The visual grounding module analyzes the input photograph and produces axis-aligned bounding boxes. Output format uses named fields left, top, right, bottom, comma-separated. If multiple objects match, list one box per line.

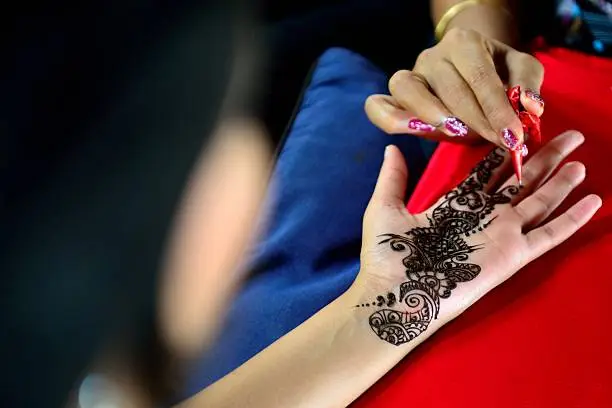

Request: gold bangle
left=434, top=0, right=508, bottom=42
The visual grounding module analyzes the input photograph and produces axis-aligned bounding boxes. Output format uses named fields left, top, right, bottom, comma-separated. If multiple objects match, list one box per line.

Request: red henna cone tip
left=511, top=149, right=524, bottom=186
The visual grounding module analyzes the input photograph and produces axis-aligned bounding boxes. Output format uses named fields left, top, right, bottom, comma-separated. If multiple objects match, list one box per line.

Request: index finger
left=505, top=51, right=546, bottom=117
left=450, top=39, right=524, bottom=150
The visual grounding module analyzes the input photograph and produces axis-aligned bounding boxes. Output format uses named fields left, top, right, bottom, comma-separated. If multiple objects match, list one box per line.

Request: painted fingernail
left=443, top=117, right=468, bottom=137
left=408, top=118, right=436, bottom=132
left=502, top=128, right=520, bottom=150
left=520, top=144, right=528, bottom=157
left=525, top=89, right=545, bottom=107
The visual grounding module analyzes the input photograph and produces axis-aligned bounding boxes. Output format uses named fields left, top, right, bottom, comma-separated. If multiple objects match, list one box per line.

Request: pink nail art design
left=408, top=118, right=436, bottom=132
left=502, top=128, right=520, bottom=150
left=444, top=117, right=468, bottom=137
left=521, top=144, right=529, bottom=157
left=525, top=89, right=545, bottom=107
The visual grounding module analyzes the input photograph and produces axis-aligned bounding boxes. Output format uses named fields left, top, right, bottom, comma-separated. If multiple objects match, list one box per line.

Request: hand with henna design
left=186, top=132, right=601, bottom=408
left=353, top=131, right=601, bottom=345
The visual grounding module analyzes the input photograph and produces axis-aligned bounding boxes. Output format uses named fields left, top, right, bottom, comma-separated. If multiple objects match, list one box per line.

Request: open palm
left=354, top=131, right=601, bottom=346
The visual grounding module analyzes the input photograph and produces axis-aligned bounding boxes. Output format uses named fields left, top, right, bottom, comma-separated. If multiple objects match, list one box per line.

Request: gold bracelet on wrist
left=434, top=0, right=511, bottom=42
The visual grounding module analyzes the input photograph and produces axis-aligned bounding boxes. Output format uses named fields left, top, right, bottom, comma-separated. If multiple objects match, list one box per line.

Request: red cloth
left=354, top=48, right=612, bottom=407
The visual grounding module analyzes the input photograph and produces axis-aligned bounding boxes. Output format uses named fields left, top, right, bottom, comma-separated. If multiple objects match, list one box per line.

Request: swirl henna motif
left=360, top=148, right=519, bottom=346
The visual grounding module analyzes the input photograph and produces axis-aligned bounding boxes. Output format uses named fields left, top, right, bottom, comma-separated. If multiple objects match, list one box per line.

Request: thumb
left=505, top=50, right=546, bottom=117
left=371, top=145, right=408, bottom=208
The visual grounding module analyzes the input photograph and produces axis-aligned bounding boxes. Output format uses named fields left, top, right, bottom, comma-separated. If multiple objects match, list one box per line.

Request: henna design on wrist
left=358, top=148, right=519, bottom=346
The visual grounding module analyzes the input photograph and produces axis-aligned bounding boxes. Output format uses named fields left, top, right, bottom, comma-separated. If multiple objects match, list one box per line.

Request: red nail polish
left=444, top=117, right=468, bottom=137
left=502, top=128, right=520, bottom=150
left=525, top=89, right=545, bottom=108
left=408, top=118, right=436, bottom=132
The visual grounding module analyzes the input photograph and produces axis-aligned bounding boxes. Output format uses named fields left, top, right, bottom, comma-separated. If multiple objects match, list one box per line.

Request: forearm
left=180, top=284, right=437, bottom=408
left=431, top=0, right=519, bottom=45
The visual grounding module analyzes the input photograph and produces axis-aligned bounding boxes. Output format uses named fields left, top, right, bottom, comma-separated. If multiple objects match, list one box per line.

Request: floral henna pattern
left=358, top=148, right=519, bottom=346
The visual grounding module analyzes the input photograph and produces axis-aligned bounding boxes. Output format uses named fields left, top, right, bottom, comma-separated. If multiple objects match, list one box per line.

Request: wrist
left=342, top=276, right=443, bottom=349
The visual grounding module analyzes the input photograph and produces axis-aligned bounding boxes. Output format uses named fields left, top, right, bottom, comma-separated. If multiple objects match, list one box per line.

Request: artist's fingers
left=365, top=94, right=440, bottom=136
left=447, top=30, right=524, bottom=149
left=505, top=49, right=546, bottom=117
left=388, top=70, right=468, bottom=138
left=515, top=161, right=586, bottom=229
left=499, top=131, right=585, bottom=203
left=370, top=145, right=409, bottom=208
left=525, top=194, right=602, bottom=260
left=420, top=60, right=499, bottom=145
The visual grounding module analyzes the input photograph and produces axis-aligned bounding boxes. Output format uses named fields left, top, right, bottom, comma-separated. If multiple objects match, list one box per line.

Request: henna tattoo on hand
left=358, top=148, right=519, bottom=346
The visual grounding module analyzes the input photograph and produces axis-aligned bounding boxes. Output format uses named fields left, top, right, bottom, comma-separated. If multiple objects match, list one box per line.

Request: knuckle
left=364, top=95, right=388, bottom=114
left=363, top=97, right=387, bottom=129
left=521, top=165, right=537, bottom=185
left=558, top=164, right=582, bottom=187
left=515, top=52, right=545, bottom=80
left=547, top=144, right=566, bottom=164
left=382, top=119, right=401, bottom=134
left=558, top=170, right=575, bottom=187
left=374, top=118, right=396, bottom=134
left=469, top=64, right=493, bottom=87
left=430, top=59, right=453, bottom=77
left=444, top=83, right=466, bottom=101
left=484, top=97, right=522, bottom=129
left=387, top=165, right=408, bottom=183
left=542, top=224, right=556, bottom=240
left=516, top=51, right=534, bottom=63
left=378, top=122, right=395, bottom=134
left=566, top=211, right=582, bottom=229
left=364, top=94, right=379, bottom=106
left=388, top=70, right=412, bottom=93
left=565, top=160, right=585, bottom=173
left=485, top=107, right=518, bottom=130
left=513, top=204, right=529, bottom=222
left=444, top=27, right=478, bottom=43
left=415, top=48, right=434, bottom=66
left=533, top=60, right=545, bottom=78
left=533, top=193, right=552, bottom=214
left=364, top=95, right=376, bottom=112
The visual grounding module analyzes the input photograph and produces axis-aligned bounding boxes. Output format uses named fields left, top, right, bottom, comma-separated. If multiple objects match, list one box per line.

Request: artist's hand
left=352, top=131, right=601, bottom=345
left=364, top=28, right=545, bottom=150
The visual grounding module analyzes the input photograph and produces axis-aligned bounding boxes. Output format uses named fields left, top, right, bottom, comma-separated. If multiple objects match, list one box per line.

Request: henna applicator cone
left=505, top=85, right=542, bottom=188
left=511, top=149, right=523, bottom=186
left=501, top=127, right=526, bottom=186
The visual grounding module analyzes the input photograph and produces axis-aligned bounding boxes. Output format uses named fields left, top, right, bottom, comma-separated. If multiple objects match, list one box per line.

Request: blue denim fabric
left=183, top=47, right=436, bottom=396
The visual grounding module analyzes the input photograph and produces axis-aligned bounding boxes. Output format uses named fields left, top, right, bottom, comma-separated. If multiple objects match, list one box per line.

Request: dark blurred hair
left=1, top=1, right=251, bottom=406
